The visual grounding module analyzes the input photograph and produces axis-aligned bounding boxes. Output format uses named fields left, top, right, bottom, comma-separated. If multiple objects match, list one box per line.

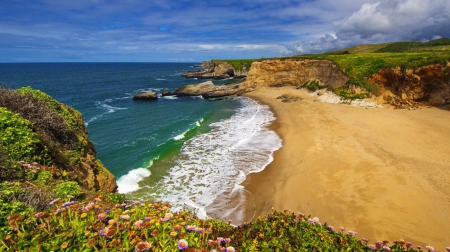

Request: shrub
left=301, top=80, right=326, bottom=91
left=53, top=181, right=82, bottom=199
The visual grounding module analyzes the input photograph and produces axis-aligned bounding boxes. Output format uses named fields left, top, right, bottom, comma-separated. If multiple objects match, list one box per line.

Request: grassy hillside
left=218, top=38, right=450, bottom=97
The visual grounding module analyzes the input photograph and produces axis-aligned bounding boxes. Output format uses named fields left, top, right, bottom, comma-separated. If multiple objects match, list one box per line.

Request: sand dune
left=243, top=86, right=450, bottom=249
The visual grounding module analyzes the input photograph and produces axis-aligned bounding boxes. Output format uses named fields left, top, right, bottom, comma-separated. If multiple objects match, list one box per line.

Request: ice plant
left=226, top=246, right=236, bottom=252
left=99, top=226, right=115, bottom=238
left=177, top=239, right=188, bottom=250
left=368, top=245, right=377, bottom=250
left=120, top=214, right=130, bottom=220
left=382, top=246, right=392, bottom=252
left=97, top=212, right=107, bottom=221
left=186, top=225, right=196, bottom=231
left=134, top=241, right=152, bottom=252
left=134, top=220, right=144, bottom=229
left=425, top=245, right=435, bottom=252
left=62, top=201, right=74, bottom=207
left=34, top=212, right=45, bottom=219
left=48, top=199, right=58, bottom=206
left=348, top=230, right=358, bottom=236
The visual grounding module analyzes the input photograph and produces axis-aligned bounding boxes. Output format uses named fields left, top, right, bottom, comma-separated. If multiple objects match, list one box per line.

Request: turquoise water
left=0, top=63, right=282, bottom=224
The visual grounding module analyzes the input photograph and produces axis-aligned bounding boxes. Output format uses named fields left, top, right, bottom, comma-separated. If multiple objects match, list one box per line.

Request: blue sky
left=1, top=0, right=449, bottom=62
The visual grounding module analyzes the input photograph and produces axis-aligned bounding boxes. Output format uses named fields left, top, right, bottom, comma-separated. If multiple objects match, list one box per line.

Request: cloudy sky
left=1, top=0, right=449, bottom=62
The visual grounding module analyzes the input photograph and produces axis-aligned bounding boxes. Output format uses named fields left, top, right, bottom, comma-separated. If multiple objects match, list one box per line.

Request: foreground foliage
left=2, top=193, right=445, bottom=252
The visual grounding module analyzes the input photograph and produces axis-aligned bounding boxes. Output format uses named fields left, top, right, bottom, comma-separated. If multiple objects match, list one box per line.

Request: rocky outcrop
left=133, top=92, right=157, bottom=100
left=171, top=81, right=244, bottom=98
left=243, top=59, right=349, bottom=90
left=368, top=63, right=450, bottom=107
left=182, top=61, right=248, bottom=79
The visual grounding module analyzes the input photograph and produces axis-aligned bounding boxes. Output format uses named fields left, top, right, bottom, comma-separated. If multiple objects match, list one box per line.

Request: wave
left=149, top=97, right=282, bottom=224
left=85, top=100, right=128, bottom=126
left=162, top=96, right=178, bottom=100
left=117, top=168, right=152, bottom=194
left=173, top=118, right=204, bottom=141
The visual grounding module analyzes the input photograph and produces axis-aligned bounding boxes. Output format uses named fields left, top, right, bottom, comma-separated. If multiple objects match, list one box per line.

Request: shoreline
left=242, top=86, right=450, bottom=248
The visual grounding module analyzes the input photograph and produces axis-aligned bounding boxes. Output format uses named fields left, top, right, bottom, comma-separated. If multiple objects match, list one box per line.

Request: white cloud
left=285, top=0, right=450, bottom=55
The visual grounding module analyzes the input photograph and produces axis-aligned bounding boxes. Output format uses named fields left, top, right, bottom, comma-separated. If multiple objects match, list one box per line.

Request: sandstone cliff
left=182, top=61, right=248, bottom=79
left=368, top=63, right=450, bottom=107
left=244, top=59, right=349, bottom=90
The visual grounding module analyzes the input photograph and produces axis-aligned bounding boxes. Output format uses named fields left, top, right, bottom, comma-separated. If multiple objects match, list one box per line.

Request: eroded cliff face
left=75, top=141, right=117, bottom=193
left=182, top=61, right=249, bottom=79
left=244, top=59, right=349, bottom=90
left=368, top=63, right=450, bottom=106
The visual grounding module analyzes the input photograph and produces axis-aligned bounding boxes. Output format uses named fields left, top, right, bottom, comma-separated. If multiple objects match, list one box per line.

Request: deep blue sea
left=0, top=63, right=281, bottom=224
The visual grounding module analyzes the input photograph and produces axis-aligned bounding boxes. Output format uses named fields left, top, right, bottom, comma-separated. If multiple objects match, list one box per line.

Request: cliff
left=0, top=87, right=117, bottom=193
left=182, top=61, right=249, bottom=79
left=243, top=59, right=349, bottom=90
left=368, top=63, right=450, bottom=107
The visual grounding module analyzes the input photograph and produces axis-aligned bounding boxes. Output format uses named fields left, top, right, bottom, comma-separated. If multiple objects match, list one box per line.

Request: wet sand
left=243, top=87, right=450, bottom=249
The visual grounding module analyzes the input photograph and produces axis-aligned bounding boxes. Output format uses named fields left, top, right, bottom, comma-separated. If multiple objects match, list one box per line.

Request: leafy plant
left=1, top=196, right=436, bottom=251
left=53, top=181, right=82, bottom=199
left=301, top=80, right=326, bottom=91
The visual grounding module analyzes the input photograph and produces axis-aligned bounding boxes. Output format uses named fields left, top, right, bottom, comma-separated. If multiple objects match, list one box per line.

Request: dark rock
left=133, top=92, right=158, bottom=100
left=161, top=90, right=174, bottom=97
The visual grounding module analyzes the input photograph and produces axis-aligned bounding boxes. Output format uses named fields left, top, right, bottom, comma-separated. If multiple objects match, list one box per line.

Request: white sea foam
left=151, top=97, right=282, bottom=225
left=162, top=96, right=178, bottom=100
left=85, top=100, right=128, bottom=126
left=173, top=133, right=185, bottom=141
left=117, top=168, right=151, bottom=194
left=172, top=118, right=203, bottom=141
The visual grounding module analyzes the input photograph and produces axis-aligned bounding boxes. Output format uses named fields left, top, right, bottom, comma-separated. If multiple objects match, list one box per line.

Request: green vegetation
left=295, top=52, right=450, bottom=85
left=1, top=195, right=431, bottom=251
left=215, top=38, right=450, bottom=98
left=53, top=181, right=82, bottom=199
left=212, top=59, right=258, bottom=71
left=300, top=80, right=326, bottom=92
left=0, top=86, right=106, bottom=183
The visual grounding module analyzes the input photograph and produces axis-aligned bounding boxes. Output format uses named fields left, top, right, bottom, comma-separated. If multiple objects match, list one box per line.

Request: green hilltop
left=215, top=38, right=450, bottom=99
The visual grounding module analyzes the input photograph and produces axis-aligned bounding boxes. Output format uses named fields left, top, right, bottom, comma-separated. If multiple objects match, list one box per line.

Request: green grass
left=211, top=59, right=259, bottom=71
left=212, top=39, right=450, bottom=97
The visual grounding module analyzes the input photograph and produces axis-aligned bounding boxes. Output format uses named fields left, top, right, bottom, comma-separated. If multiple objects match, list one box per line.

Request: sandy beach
left=243, top=87, right=450, bottom=249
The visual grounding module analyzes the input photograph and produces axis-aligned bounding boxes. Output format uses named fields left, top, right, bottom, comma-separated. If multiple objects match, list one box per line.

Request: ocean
left=0, top=62, right=282, bottom=224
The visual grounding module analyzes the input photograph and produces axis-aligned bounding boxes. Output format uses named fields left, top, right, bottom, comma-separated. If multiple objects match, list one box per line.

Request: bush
left=53, top=181, right=82, bottom=199
left=301, top=80, right=326, bottom=91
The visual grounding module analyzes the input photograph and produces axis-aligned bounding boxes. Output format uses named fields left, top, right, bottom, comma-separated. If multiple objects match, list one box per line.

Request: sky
left=0, top=0, right=449, bottom=62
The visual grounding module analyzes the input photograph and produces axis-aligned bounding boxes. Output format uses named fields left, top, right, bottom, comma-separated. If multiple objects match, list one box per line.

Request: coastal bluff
left=0, top=87, right=117, bottom=193
left=244, top=59, right=349, bottom=90
left=181, top=61, right=249, bottom=79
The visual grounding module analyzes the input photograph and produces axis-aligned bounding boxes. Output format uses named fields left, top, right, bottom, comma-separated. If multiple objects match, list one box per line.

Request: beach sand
left=243, top=86, right=450, bottom=249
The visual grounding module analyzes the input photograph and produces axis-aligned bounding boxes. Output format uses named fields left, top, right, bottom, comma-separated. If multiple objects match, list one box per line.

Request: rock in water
left=172, top=81, right=243, bottom=98
left=133, top=92, right=158, bottom=100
